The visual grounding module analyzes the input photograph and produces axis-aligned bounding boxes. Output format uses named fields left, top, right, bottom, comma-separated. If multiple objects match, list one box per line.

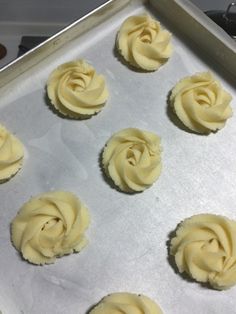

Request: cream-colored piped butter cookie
left=117, top=14, right=172, bottom=71
left=11, top=191, right=90, bottom=265
left=170, top=71, right=233, bottom=133
left=89, top=292, right=163, bottom=314
left=0, top=124, right=24, bottom=182
left=102, top=128, right=162, bottom=193
left=170, top=214, right=236, bottom=290
left=47, top=59, right=109, bottom=118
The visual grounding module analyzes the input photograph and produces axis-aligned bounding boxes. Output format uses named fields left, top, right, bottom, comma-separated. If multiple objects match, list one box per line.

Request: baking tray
left=0, top=0, right=236, bottom=313
left=0, top=0, right=129, bottom=88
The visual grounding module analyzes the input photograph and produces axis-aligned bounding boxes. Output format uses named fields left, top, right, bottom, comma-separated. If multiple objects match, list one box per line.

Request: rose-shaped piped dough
left=90, top=292, right=163, bottom=314
left=170, top=71, right=233, bottom=133
left=11, top=191, right=90, bottom=265
left=47, top=59, right=109, bottom=118
left=117, top=15, right=172, bottom=71
left=170, top=214, right=236, bottom=290
left=0, top=124, right=24, bottom=182
left=102, top=128, right=162, bottom=193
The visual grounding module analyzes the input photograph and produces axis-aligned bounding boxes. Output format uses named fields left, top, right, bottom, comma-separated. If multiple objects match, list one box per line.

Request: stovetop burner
left=205, top=2, right=236, bottom=39
left=0, top=43, right=7, bottom=60
left=18, top=36, right=49, bottom=57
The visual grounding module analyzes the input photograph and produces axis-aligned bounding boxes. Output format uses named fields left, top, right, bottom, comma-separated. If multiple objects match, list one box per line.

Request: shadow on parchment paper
left=166, top=228, right=215, bottom=290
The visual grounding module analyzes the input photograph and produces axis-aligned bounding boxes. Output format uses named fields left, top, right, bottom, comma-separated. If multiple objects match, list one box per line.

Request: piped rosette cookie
left=170, top=71, right=233, bottom=133
left=0, top=124, right=24, bottom=182
left=89, top=292, right=163, bottom=314
left=47, top=59, right=109, bottom=118
left=170, top=214, right=236, bottom=290
left=11, top=191, right=90, bottom=265
left=117, top=14, right=172, bottom=71
left=102, top=128, right=162, bottom=193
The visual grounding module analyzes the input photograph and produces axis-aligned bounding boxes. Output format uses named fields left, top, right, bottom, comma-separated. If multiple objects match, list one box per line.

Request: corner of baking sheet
left=149, top=0, right=236, bottom=81
left=0, top=0, right=131, bottom=89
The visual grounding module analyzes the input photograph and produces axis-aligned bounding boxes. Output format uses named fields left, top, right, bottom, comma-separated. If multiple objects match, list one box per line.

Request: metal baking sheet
left=0, top=1, right=236, bottom=313
left=0, top=0, right=130, bottom=88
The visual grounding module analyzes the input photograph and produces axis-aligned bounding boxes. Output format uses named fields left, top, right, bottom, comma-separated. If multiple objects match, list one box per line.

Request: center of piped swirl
left=42, top=218, right=60, bottom=231
left=194, top=87, right=215, bottom=108
left=202, top=238, right=221, bottom=253
left=68, top=75, right=87, bottom=92
left=140, top=28, right=153, bottom=43
left=126, top=144, right=144, bottom=165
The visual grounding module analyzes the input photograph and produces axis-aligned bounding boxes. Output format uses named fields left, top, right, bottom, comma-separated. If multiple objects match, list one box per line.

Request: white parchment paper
left=0, top=1, right=236, bottom=313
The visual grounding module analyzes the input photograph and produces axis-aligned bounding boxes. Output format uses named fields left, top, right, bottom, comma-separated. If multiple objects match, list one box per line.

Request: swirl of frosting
left=170, top=214, right=236, bottom=289
left=89, top=292, right=163, bottom=314
left=11, top=191, right=90, bottom=265
left=47, top=59, right=109, bottom=118
left=102, top=128, right=162, bottom=193
left=117, top=15, right=172, bottom=71
left=170, top=71, right=233, bottom=133
left=0, top=124, right=24, bottom=182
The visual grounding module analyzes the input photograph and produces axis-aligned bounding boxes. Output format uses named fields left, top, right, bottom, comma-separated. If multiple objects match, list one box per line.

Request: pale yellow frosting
left=0, top=124, right=24, bottom=182
left=11, top=191, right=90, bottom=265
left=117, top=15, right=172, bottom=71
left=47, top=60, right=109, bottom=118
left=170, top=214, right=236, bottom=290
left=90, top=293, right=163, bottom=314
left=170, top=71, right=233, bottom=133
left=103, top=128, right=162, bottom=193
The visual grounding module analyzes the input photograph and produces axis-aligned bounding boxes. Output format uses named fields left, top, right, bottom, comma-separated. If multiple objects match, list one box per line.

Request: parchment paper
left=0, top=1, right=236, bottom=313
